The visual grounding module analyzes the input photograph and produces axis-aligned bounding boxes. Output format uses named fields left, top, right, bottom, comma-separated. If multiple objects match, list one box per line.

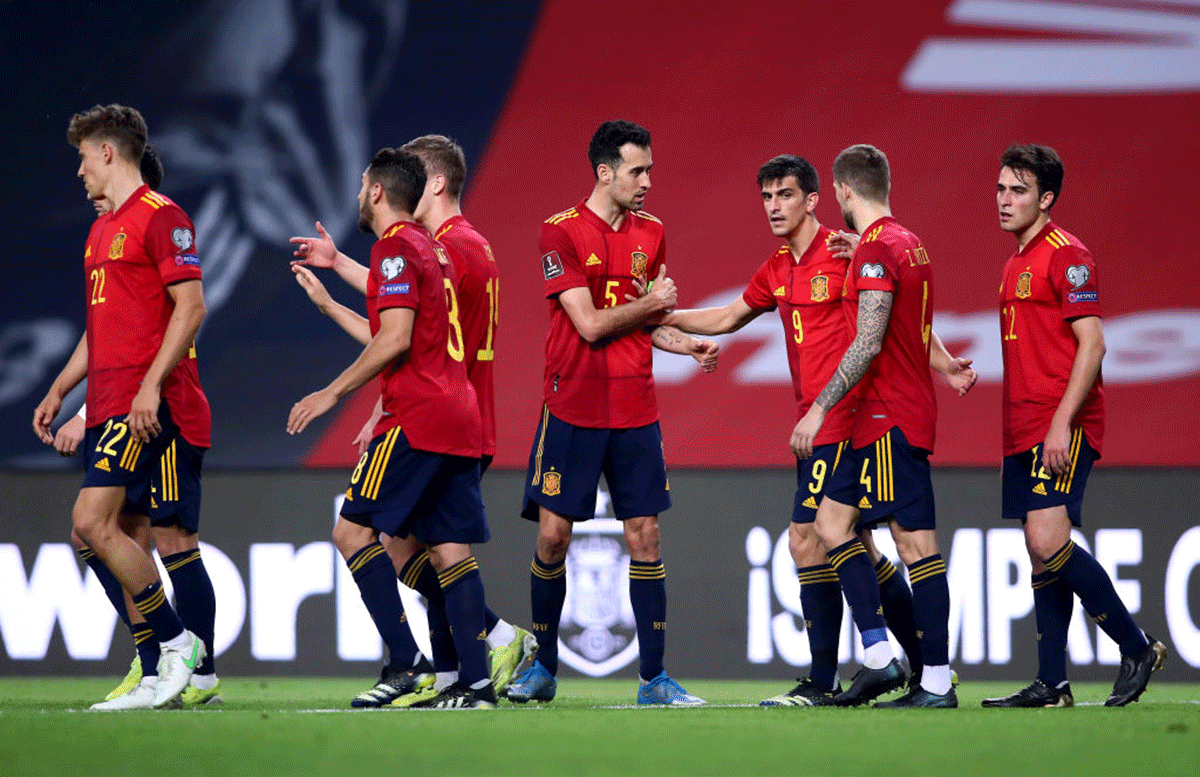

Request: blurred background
left=2, top=0, right=1198, bottom=681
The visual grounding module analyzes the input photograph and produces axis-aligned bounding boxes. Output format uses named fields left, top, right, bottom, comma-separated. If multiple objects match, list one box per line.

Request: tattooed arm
left=790, top=289, right=894, bottom=459
left=650, top=325, right=720, bottom=372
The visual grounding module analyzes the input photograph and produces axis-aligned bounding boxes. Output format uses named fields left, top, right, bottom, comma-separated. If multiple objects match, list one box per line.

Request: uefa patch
left=542, top=251, right=565, bottom=280
left=859, top=262, right=885, bottom=279
left=171, top=228, right=194, bottom=251
left=1065, top=264, right=1090, bottom=289
left=381, top=256, right=406, bottom=280
left=380, top=282, right=411, bottom=296
left=174, top=253, right=200, bottom=266
left=1067, top=291, right=1097, bottom=303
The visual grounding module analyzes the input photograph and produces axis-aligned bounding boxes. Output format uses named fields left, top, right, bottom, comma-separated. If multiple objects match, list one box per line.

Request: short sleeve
left=146, top=208, right=202, bottom=286
left=742, top=258, right=778, bottom=311
left=373, top=237, right=420, bottom=311
left=1049, top=245, right=1102, bottom=320
left=852, top=239, right=898, bottom=294
left=540, top=221, right=586, bottom=298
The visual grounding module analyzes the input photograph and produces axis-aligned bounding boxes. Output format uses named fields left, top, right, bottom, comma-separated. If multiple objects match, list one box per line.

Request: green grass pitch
left=1, top=677, right=1197, bottom=776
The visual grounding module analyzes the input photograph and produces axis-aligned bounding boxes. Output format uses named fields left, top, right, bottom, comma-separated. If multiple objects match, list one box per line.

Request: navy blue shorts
left=339, top=426, right=490, bottom=545
left=82, top=405, right=180, bottom=514
left=792, top=440, right=851, bottom=524
left=1002, top=429, right=1097, bottom=527
left=521, top=406, right=671, bottom=522
left=146, top=437, right=205, bottom=532
left=825, top=426, right=935, bottom=530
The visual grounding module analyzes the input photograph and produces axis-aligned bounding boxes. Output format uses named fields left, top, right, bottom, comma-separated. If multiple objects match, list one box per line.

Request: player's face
left=357, top=170, right=374, bottom=233
left=76, top=138, right=109, bottom=201
left=997, top=166, right=1051, bottom=235
left=833, top=180, right=856, bottom=232
left=761, top=176, right=816, bottom=238
left=607, top=144, right=653, bottom=212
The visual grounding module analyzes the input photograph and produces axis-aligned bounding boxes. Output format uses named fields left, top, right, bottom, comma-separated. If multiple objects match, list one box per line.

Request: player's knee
left=70, top=528, right=87, bottom=550
left=332, top=519, right=374, bottom=559
left=152, top=525, right=197, bottom=556
left=1024, top=532, right=1061, bottom=566
left=623, top=518, right=660, bottom=560
left=789, top=523, right=825, bottom=566
left=537, top=528, right=571, bottom=563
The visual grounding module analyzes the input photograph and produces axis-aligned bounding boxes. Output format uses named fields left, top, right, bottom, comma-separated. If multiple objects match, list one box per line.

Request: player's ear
left=806, top=192, right=819, bottom=213
left=430, top=174, right=447, bottom=196
left=1039, top=189, right=1055, bottom=212
left=597, top=163, right=613, bottom=185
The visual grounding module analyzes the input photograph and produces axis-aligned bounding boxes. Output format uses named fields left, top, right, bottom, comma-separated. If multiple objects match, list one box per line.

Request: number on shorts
left=808, top=458, right=826, bottom=494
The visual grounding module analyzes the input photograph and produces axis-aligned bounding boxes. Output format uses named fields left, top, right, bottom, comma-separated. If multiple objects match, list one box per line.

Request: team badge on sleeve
left=631, top=251, right=647, bottom=277
left=1066, top=265, right=1090, bottom=289
left=381, top=256, right=406, bottom=280
left=542, top=251, right=565, bottom=280
left=860, top=263, right=885, bottom=279
left=811, top=275, right=829, bottom=302
left=171, top=228, right=194, bottom=251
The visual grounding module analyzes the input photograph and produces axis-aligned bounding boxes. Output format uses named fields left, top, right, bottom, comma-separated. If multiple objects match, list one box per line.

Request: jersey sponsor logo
left=773, top=285, right=785, bottom=297
left=585, top=253, right=602, bottom=267
left=108, top=232, right=126, bottom=260
left=1066, top=264, right=1091, bottom=289
left=380, top=282, right=410, bottom=296
left=171, top=228, right=194, bottom=251
left=1068, top=290, right=1098, bottom=304
left=542, top=251, right=565, bottom=280
left=810, top=275, right=829, bottom=302
left=541, top=469, right=562, bottom=496
left=1016, top=271, right=1033, bottom=299
left=631, top=251, right=648, bottom=277
left=381, top=256, right=406, bottom=280
left=174, top=253, right=200, bottom=266
left=860, top=263, right=885, bottom=279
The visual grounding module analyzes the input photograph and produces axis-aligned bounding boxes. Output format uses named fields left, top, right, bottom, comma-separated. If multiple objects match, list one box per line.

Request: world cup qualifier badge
left=556, top=488, right=640, bottom=677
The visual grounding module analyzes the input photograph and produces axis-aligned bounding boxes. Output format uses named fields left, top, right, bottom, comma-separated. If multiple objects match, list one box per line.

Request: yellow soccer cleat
left=489, top=626, right=539, bottom=695
left=104, top=656, right=142, bottom=702
left=181, top=678, right=223, bottom=705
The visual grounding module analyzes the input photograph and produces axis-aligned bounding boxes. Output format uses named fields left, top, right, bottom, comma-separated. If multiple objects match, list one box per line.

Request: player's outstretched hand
left=944, top=356, right=978, bottom=397
left=32, top=392, right=62, bottom=445
left=691, top=339, right=720, bottom=372
left=54, top=415, right=86, bottom=456
left=826, top=230, right=860, bottom=260
left=290, top=221, right=338, bottom=268
left=127, top=385, right=163, bottom=443
left=288, top=388, right=338, bottom=435
left=790, top=406, right=826, bottom=460
left=292, top=265, right=334, bottom=312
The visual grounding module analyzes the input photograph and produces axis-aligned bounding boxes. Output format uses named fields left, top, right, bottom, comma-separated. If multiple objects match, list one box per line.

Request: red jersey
left=82, top=185, right=211, bottom=448
left=843, top=216, right=936, bottom=451
left=435, top=216, right=498, bottom=458
left=1000, top=221, right=1104, bottom=457
left=367, top=221, right=482, bottom=458
left=539, top=201, right=665, bottom=429
left=742, top=225, right=857, bottom=445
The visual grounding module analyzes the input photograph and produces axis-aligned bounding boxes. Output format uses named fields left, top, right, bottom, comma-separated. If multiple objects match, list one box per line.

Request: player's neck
left=1015, top=214, right=1050, bottom=252
left=853, top=202, right=891, bottom=233
left=585, top=189, right=627, bottom=231
left=423, top=198, right=462, bottom=235
left=786, top=217, right=821, bottom=260
left=372, top=207, right=412, bottom=238
left=103, top=168, right=145, bottom=213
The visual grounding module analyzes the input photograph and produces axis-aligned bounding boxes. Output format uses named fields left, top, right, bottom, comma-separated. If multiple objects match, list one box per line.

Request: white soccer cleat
left=90, top=678, right=167, bottom=710
left=153, top=630, right=206, bottom=708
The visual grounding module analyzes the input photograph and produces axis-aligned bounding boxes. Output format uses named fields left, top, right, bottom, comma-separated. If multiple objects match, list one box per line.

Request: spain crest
left=630, top=251, right=648, bottom=277
left=108, top=232, right=126, bottom=260
left=810, top=274, right=829, bottom=302
left=542, top=470, right=562, bottom=496
left=1016, top=271, right=1033, bottom=299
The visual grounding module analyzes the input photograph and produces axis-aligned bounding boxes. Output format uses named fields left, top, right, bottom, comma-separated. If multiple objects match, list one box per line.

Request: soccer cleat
left=153, top=630, right=205, bottom=708
left=490, top=626, right=539, bottom=695
left=760, top=677, right=840, bottom=707
left=832, top=659, right=905, bottom=707
left=875, top=686, right=958, bottom=708
left=637, top=671, right=706, bottom=706
left=387, top=673, right=439, bottom=708
left=1105, top=635, right=1167, bottom=707
left=907, top=668, right=960, bottom=694
left=504, top=659, right=557, bottom=703
left=91, top=678, right=177, bottom=710
left=426, top=683, right=497, bottom=709
left=982, top=679, right=1073, bottom=708
left=104, top=656, right=143, bottom=702
left=181, top=678, right=223, bottom=705
left=351, top=663, right=435, bottom=708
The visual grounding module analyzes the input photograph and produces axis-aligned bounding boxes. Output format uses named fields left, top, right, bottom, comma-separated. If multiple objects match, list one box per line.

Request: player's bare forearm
left=1051, top=316, right=1105, bottom=430
left=928, top=330, right=952, bottom=374
left=48, top=333, right=89, bottom=399
left=141, top=281, right=207, bottom=391
left=813, top=289, right=892, bottom=411
left=663, top=300, right=757, bottom=336
left=326, top=308, right=413, bottom=400
left=333, top=253, right=369, bottom=295
left=325, top=301, right=371, bottom=346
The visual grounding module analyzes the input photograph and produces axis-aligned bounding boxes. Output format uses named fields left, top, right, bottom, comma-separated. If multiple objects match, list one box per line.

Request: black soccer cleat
left=832, top=659, right=905, bottom=707
left=1105, top=635, right=1167, bottom=707
left=425, top=682, right=497, bottom=709
left=759, top=677, right=841, bottom=707
left=350, top=661, right=435, bottom=708
left=875, top=686, right=958, bottom=709
left=982, top=679, right=1073, bottom=708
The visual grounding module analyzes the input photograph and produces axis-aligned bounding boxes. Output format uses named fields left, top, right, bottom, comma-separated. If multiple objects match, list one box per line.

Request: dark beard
left=841, top=208, right=856, bottom=232
left=358, top=200, right=373, bottom=233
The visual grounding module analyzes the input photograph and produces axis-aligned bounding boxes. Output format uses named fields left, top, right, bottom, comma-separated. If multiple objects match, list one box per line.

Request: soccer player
left=505, top=120, right=717, bottom=706
left=290, top=135, right=535, bottom=707
left=791, top=144, right=956, bottom=708
left=52, top=144, right=222, bottom=709
left=33, top=105, right=208, bottom=709
left=287, top=147, right=497, bottom=708
left=664, top=155, right=974, bottom=705
left=982, top=144, right=1166, bottom=708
